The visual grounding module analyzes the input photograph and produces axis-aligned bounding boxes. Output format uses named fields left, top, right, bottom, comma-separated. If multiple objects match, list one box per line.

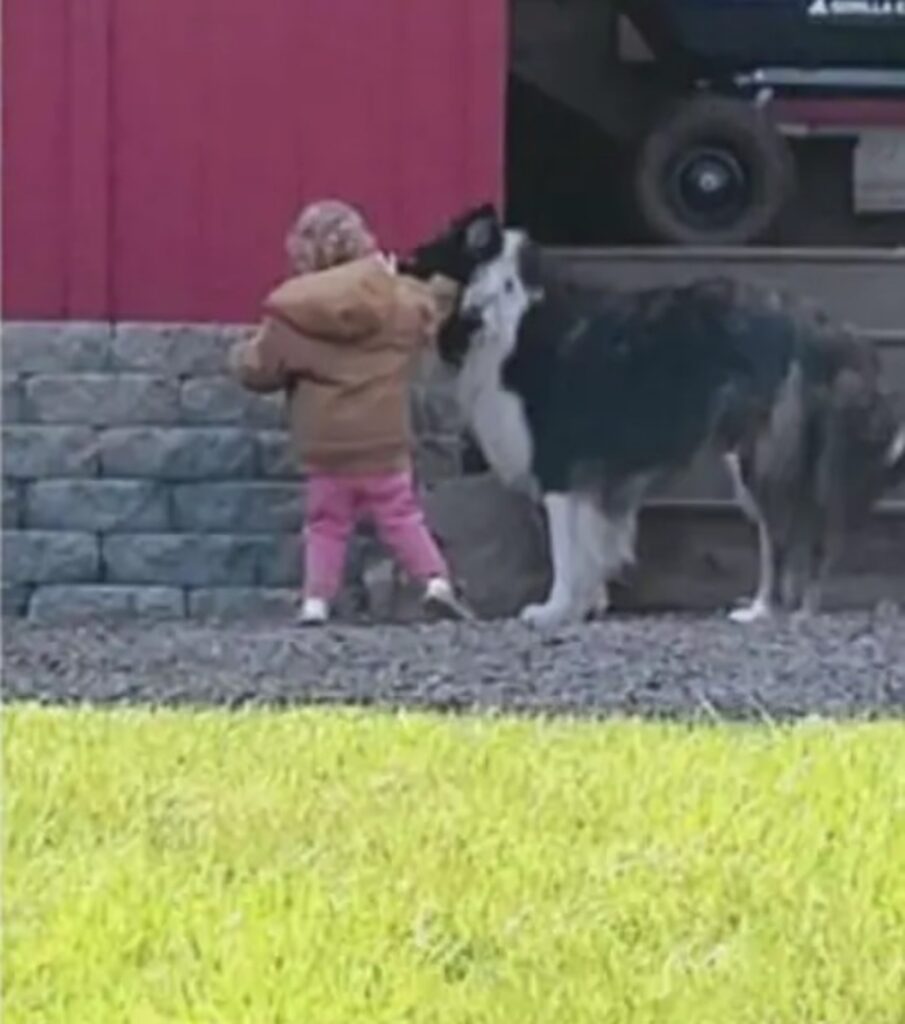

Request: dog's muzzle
left=437, top=308, right=483, bottom=368
left=458, top=306, right=484, bottom=334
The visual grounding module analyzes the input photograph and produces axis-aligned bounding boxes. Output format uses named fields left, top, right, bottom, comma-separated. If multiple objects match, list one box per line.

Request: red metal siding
left=2, top=0, right=506, bottom=322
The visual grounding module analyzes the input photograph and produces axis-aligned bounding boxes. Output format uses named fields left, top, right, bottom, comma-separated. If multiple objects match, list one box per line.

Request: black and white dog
left=406, top=205, right=905, bottom=628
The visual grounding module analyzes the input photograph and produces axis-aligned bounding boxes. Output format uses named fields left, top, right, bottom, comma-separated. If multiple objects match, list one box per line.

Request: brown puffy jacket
left=230, top=255, right=458, bottom=474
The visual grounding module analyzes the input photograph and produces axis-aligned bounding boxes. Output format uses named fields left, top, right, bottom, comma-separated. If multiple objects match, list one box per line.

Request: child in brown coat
left=229, top=199, right=467, bottom=624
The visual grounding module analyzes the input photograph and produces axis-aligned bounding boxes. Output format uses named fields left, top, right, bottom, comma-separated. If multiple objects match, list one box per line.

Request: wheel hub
left=668, top=147, right=752, bottom=227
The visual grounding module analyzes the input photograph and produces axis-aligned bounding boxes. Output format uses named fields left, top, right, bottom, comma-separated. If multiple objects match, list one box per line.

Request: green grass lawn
left=3, top=705, right=904, bottom=1024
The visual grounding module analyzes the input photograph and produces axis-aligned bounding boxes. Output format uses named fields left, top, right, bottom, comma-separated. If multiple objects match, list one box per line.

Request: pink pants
left=304, top=470, right=448, bottom=601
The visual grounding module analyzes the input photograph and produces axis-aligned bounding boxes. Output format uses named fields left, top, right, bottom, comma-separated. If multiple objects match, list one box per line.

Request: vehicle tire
left=633, top=96, right=795, bottom=245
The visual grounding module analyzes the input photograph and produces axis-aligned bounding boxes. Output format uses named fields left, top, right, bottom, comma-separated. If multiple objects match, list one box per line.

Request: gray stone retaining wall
left=2, top=322, right=468, bottom=622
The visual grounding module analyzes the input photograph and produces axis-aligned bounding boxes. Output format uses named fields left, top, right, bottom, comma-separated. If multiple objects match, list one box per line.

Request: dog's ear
left=456, top=201, right=496, bottom=226
left=464, top=217, right=494, bottom=254
left=462, top=204, right=501, bottom=258
left=462, top=200, right=497, bottom=240
left=470, top=201, right=498, bottom=220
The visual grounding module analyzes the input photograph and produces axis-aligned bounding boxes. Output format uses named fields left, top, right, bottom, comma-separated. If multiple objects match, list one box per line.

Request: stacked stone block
left=2, top=322, right=465, bottom=621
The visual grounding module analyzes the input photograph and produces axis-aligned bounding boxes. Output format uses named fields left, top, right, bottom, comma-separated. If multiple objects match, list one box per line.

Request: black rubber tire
left=633, top=96, right=795, bottom=246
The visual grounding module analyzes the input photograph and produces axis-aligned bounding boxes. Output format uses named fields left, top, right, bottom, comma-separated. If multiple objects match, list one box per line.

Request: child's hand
left=227, top=339, right=259, bottom=377
left=227, top=328, right=286, bottom=393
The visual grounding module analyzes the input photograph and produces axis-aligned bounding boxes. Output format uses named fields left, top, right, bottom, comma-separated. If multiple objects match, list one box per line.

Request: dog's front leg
left=521, top=493, right=584, bottom=629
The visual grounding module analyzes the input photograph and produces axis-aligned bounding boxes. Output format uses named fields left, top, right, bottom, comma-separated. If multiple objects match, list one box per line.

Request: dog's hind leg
left=587, top=506, right=638, bottom=618
left=730, top=516, right=776, bottom=624
left=795, top=528, right=840, bottom=617
left=725, top=453, right=776, bottom=623
left=778, top=546, right=806, bottom=611
left=800, top=555, right=827, bottom=617
left=573, top=498, right=621, bottom=618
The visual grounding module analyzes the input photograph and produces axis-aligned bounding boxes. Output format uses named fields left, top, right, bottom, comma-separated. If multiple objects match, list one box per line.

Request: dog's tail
left=818, top=367, right=905, bottom=524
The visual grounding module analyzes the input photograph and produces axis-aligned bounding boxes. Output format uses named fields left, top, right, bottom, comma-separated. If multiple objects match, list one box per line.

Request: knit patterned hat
left=286, top=199, right=377, bottom=273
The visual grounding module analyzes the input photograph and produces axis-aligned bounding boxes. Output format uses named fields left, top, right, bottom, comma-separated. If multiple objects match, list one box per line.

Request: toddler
left=229, top=199, right=467, bottom=624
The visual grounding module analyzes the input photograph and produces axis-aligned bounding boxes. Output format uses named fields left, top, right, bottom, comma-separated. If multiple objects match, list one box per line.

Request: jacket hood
left=264, top=256, right=395, bottom=343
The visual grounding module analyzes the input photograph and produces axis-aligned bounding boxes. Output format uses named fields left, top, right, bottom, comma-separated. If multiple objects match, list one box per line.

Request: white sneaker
left=298, top=597, right=329, bottom=626
left=423, top=577, right=473, bottom=621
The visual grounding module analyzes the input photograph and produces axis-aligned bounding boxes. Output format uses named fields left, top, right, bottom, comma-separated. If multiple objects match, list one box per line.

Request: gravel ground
left=3, top=610, right=904, bottom=721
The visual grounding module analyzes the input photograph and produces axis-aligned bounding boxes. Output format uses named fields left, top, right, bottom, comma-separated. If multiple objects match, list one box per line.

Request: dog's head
left=403, top=202, right=504, bottom=285
left=459, top=229, right=545, bottom=353
left=403, top=204, right=504, bottom=368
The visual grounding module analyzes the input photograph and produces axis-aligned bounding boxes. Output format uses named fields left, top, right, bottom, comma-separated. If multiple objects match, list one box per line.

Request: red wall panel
left=2, top=0, right=506, bottom=322
left=2, top=0, right=68, bottom=318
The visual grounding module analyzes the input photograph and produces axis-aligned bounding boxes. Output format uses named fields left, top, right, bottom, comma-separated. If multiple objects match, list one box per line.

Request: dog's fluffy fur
left=405, top=206, right=905, bottom=627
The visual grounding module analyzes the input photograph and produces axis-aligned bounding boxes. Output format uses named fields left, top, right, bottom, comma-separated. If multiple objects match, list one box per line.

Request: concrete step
left=616, top=504, right=905, bottom=612
left=648, top=454, right=905, bottom=512
left=551, top=246, right=905, bottom=333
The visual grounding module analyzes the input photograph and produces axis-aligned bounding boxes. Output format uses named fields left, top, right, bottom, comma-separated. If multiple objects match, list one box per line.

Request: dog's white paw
left=728, top=600, right=772, bottom=625
left=589, top=587, right=610, bottom=620
left=520, top=601, right=574, bottom=630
